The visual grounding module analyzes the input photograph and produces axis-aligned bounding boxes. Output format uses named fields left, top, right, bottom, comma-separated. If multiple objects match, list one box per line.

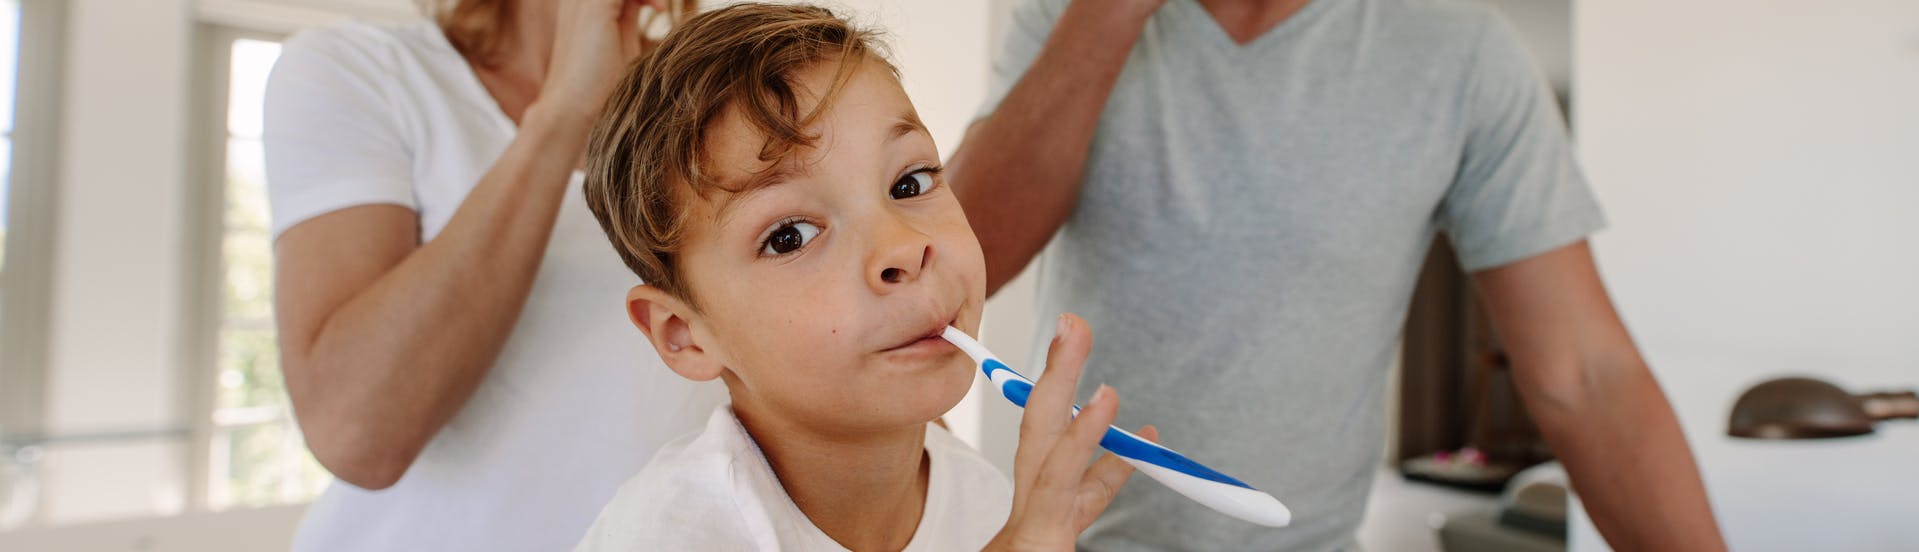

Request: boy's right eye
left=760, top=220, right=821, bottom=256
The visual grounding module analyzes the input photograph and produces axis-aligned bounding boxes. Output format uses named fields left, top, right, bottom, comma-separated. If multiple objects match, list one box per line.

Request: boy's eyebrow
left=715, top=110, right=931, bottom=228
left=713, top=165, right=800, bottom=228
left=890, top=111, right=929, bottom=142
left=729, top=164, right=799, bottom=198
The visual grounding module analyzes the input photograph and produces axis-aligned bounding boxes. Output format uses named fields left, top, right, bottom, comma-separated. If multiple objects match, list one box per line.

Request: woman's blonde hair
left=418, top=0, right=696, bottom=67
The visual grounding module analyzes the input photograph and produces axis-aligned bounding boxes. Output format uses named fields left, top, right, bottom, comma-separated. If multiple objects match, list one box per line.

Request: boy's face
left=640, top=58, right=986, bottom=435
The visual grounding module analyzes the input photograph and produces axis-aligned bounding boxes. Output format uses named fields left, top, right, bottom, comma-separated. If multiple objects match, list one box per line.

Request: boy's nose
left=867, top=218, right=934, bottom=291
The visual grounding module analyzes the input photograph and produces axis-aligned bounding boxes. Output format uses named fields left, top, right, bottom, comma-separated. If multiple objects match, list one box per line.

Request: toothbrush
left=940, top=327, right=1292, bottom=528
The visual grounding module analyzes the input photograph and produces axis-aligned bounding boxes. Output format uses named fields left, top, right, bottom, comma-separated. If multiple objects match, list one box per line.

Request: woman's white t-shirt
left=262, top=20, right=726, bottom=551
left=573, top=406, right=1015, bottom=551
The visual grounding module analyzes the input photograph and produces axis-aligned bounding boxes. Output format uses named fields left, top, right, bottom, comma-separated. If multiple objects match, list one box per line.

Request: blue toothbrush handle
left=980, top=359, right=1251, bottom=487
left=938, top=327, right=1291, bottom=526
left=975, top=357, right=1292, bottom=527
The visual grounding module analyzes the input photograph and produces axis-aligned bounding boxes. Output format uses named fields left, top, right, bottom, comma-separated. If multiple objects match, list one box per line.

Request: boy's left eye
left=890, top=169, right=937, bottom=200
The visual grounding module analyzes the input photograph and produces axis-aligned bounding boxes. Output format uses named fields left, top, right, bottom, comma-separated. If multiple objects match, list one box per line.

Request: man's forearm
left=1525, top=358, right=1727, bottom=551
left=948, top=0, right=1161, bottom=294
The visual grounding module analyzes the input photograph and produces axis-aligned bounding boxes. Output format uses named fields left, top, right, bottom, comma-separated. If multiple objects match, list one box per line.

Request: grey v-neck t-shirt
left=974, top=0, right=1605, bottom=550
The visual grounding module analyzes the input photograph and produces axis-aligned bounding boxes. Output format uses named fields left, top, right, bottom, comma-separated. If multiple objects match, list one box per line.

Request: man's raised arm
left=947, top=0, right=1163, bottom=295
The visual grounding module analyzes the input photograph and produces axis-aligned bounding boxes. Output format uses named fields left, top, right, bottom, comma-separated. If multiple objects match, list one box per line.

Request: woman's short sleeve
left=263, top=26, right=419, bottom=239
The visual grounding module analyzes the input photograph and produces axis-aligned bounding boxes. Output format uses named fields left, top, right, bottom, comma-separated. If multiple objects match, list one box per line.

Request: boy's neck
left=732, top=399, right=931, bottom=550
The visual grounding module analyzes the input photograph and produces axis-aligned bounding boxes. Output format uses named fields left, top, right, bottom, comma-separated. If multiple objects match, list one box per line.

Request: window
left=0, top=0, right=19, bottom=526
left=2, top=0, right=19, bottom=270
left=205, top=36, right=330, bottom=510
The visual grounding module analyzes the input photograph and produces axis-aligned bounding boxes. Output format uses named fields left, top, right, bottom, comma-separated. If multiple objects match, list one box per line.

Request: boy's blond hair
left=584, top=3, right=894, bottom=305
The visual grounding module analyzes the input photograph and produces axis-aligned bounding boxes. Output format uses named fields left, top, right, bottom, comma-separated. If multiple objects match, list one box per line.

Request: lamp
left=1727, top=377, right=1919, bottom=439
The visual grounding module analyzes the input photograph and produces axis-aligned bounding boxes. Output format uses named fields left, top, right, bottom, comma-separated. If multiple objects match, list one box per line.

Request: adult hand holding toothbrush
left=987, top=314, right=1160, bottom=551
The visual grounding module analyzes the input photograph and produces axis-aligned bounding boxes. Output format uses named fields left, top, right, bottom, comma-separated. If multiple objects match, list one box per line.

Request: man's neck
left=1196, top=0, right=1313, bottom=45
left=732, top=398, right=931, bottom=551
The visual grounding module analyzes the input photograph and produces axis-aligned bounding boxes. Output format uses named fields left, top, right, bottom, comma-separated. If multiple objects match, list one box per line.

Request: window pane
left=227, top=39, right=278, bottom=139
left=215, top=328, right=281, bottom=410
left=2, top=0, right=18, bottom=271
left=208, top=423, right=330, bottom=510
left=1, top=139, right=9, bottom=270
left=211, top=37, right=324, bottom=509
left=1, top=0, right=18, bottom=134
left=223, top=138, right=271, bottom=324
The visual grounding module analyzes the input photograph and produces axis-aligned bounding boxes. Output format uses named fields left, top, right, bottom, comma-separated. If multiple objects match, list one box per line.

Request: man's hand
left=986, top=314, right=1156, bottom=551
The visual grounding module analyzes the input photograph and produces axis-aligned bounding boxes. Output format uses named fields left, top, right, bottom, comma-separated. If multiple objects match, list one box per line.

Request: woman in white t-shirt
left=261, top=1, right=723, bottom=549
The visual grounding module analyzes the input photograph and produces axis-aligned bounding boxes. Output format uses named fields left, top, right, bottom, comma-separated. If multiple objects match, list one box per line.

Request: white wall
left=1574, top=2, right=1919, bottom=549
left=1576, top=0, right=1919, bottom=389
left=39, top=0, right=198, bottom=524
left=0, top=503, right=304, bottom=552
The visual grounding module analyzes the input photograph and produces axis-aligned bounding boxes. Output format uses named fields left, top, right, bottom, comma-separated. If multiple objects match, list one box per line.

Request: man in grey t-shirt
left=948, top=0, right=1726, bottom=550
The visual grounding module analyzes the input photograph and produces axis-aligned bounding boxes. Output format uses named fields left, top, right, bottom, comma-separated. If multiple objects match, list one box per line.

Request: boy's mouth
left=881, top=314, right=960, bottom=353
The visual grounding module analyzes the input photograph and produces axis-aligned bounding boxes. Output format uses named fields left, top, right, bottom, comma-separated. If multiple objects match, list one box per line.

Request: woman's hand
left=985, top=314, right=1157, bottom=551
left=534, top=0, right=673, bottom=126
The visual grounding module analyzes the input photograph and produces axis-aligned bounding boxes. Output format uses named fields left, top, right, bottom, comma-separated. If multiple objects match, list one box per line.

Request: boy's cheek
left=946, top=230, right=989, bottom=296
left=927, top=207, right=986, bottom=271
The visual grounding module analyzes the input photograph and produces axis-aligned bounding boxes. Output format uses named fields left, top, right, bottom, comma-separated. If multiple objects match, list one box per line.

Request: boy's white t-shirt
left=574, top=406, right=1014, bottom=551
left=262, top=20, right=726, bottom=551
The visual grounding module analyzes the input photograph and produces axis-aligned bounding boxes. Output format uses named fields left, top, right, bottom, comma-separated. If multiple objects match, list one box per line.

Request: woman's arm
left=273, top=0, right=661, bottom=490
left=275, top=107, right=590, bottom=490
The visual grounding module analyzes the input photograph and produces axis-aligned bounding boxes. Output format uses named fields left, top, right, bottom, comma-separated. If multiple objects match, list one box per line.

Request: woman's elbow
left=282, top=353, right=423, bottom=490
left=302, top=424, right=416, bottom=490
left=287, top=388, right=417, bottom=490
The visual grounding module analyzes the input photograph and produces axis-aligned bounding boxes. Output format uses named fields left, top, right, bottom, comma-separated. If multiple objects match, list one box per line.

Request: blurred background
left=0, top=0, right=1912, bottom=550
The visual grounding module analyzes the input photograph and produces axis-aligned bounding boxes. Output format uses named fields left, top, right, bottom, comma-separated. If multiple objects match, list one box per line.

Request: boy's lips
left=881, top=313, right=961, bottom=353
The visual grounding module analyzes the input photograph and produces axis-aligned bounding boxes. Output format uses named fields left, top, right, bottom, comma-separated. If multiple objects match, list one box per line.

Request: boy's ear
left=626, top=285, right=725, bottom=382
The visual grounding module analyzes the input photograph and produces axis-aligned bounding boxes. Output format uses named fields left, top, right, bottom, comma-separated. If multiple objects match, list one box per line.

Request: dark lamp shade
left=1728, top=377, right=1919, bottom=440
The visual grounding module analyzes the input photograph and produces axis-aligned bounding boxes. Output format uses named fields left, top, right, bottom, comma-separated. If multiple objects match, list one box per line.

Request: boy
left=574, top=4, right=1157, bottom=550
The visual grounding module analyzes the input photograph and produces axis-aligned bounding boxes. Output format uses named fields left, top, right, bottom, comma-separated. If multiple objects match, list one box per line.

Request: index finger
left=1020, top=313, right=1092, bottom=446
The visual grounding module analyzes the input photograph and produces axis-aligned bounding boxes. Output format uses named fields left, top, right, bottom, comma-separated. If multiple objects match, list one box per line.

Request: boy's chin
left=920, top=359, right=978, bottom=417
left=847, top=356, right=976, bottom=430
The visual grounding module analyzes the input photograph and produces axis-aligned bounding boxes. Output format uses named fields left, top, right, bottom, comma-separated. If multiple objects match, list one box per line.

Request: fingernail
left=1090, top=384, right=1112, bottom=405
left=1055, top=314, right=1070, bottom=340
